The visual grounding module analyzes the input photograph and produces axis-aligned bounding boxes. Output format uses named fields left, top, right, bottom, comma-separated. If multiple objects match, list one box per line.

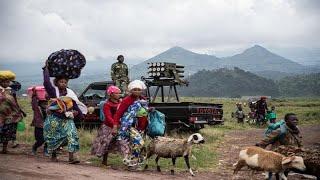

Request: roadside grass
left=267, top=98, right=320, bottom=125
left=16, top=97, right=320, bottom=172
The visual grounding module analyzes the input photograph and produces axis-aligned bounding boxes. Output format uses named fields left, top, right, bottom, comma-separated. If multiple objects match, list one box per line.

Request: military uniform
left=256, top=124, right=302, bottom=150
left=111, top=62, right=129, bottom=95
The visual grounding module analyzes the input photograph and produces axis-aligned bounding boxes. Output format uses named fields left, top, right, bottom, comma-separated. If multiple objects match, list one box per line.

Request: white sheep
left=144, top=133, right=205, bottom=176
left=233, top=146, right=306, bottom=180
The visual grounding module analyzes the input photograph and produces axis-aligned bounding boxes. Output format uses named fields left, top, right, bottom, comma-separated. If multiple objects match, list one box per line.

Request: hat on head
left=128, top=80, right=146, bottom=91
left=106, top=85, right=121, bottom=95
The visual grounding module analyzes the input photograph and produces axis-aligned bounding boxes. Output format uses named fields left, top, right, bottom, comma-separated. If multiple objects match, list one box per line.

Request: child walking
left=91, top=86, right=122, bottom=165
left=31, top=87, right=49, bottom=156
left=268, top=106, right=277, bottom=124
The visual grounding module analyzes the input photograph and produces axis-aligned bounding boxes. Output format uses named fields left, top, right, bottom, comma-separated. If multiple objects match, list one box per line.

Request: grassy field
left=16, top=97, right=320, bottom=171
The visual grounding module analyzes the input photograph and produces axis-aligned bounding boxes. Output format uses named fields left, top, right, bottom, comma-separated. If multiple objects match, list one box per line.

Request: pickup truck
left=77, top=81, right=223, bottom=131
left=77, top=81, right=111, bottom=128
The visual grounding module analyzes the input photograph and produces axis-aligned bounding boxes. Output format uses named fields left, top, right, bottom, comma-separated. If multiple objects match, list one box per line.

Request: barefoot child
left=91, top=86, right=122, bottom=165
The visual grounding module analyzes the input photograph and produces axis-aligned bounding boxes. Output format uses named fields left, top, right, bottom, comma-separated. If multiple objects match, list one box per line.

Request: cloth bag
left=147, top=110, right=166, bottom=138
left=47, top=49, right=86, bottom=79
left=17, top=120, right=26, bottom=132
left=265, top=119, right=286, bottom=136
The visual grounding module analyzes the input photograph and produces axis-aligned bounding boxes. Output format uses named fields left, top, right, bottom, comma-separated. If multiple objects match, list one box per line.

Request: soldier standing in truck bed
left=111, top=55, right=129, bottom=96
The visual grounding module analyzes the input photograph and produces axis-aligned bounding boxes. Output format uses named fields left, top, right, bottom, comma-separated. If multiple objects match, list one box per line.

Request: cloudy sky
left=0, top=0, right=319, bottom=64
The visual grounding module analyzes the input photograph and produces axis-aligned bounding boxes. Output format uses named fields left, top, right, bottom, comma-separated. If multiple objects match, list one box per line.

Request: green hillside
left=277, top=73, right=320, bottom=97
left=180, top=67, right=279, bottom=97
left=179, top=68, right=320, bottom=97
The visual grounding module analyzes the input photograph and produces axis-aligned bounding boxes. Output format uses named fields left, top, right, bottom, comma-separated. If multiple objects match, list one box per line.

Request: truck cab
left=76, top=81, right=114, bottom=128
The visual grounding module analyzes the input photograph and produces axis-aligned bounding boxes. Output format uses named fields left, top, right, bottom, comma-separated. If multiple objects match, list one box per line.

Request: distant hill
left=277, top=73, right=320, bottom=97
left=221, top=45, right=305, bottom=73
left=271, top=47, right=320, bottom=66
left=252, top=71, right=294, bottom=80
left=131, top=45, right=316, bottom=80
left=178, top=68, right=320, bottom=97
left=179, top=67, right=280, bottom=97
left=130, top=46, right=221, bottom=79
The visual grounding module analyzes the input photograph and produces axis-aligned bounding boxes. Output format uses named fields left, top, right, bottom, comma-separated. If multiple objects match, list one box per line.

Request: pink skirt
left=91, top=124, right=130, bottom=157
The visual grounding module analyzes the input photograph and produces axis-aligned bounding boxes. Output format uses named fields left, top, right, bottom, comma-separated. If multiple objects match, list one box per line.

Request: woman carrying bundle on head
left=42, top=49, right=87, bottom=164
left=44, top=96, right=81, bottom=164
left=91, top=86, right=123, bottom=166
left=1, top=73, right=26, bottom=149
left=42, top=60, right=87, bottom=115
left=0, top=71, right=23, bottom=154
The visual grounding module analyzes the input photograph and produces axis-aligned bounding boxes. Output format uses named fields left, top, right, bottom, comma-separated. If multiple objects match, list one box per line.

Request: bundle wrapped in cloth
left=274, top=145, right=320, bottom=178
left=10, top=81, right=21, bottom=91
left=47, top=49, right=86, bottom=79
left=0, top=70, right=16, bottom=81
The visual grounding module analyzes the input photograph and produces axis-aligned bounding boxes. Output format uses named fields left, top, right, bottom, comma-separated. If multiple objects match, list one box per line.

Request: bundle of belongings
left=0, top=71, right=16, bottom=81
left=47, top=49, right=86, bottom=79
left=118, top=100, right=149, bottom=167
left=9, top=81, right=21, bottom=92
left=48, top=96, right=74, bottom=114
left=265, top=120, right=286, bottom=136
left=274, top=145, right=320, bottom=179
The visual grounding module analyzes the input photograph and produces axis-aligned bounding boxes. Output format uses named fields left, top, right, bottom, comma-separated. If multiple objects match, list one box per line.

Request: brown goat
left=144, top=133, right=205, bottom=176
left=233, top=146, right=306, bottom=180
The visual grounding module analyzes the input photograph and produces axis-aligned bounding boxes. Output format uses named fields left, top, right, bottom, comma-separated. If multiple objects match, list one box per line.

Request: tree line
left=179, top=67, right=320, bottom=98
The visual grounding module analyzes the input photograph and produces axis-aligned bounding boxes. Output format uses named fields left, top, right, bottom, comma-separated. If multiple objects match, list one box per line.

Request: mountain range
left=130, top=45, right=319, bottom=80
left=1, top=44, right=319, bottom=95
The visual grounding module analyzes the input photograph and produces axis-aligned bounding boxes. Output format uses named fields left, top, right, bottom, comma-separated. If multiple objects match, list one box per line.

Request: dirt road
left=1, top=125, right=319, bottom=180
left=215, top=125, right=320, bottom=180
